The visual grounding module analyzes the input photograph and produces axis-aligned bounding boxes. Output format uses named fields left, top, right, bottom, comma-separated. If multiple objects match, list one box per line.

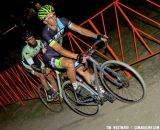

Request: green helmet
left=38, top=5, right=55, bottom=21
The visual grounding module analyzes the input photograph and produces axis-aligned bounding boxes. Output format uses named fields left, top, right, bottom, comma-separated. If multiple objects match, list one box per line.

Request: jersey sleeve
left=60, top=17, right=72, bottom=27
left=42, top=26, right=53, bottom=44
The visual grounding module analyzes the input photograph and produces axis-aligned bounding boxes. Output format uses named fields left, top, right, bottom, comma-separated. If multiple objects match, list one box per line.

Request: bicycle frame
left=52, top=40, right=123, bottom=102
left=54, top=70, right=63, bottom=99
left=54, top=69, right=99, bottom=100
left=88, top=56, right=123, bottom=87
left=39, top=40, right=146, bottom=114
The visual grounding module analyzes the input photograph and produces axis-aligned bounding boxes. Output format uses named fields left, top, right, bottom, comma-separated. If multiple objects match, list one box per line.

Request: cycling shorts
left=49, top=57, right=64, bottom=69
left=46, top=57, right=80, bottom=69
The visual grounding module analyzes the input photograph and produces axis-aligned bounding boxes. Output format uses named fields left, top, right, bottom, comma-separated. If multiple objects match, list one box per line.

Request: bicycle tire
left=38, top=84, right=63, bottom=112
left=99, top=60, right=146, bottom=103
left=62, top=80, right=99, bottom=116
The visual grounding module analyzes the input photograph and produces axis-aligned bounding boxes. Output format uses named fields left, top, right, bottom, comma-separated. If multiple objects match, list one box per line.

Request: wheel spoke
left=62, top=80, right=99, bottom=116
left=100, top=60, right=146, bottom=103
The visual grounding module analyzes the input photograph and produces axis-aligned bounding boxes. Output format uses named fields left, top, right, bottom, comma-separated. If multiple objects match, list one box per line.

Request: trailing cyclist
left=21, top=31, right=57, bottom=102
left=37, top=4, right=116, bottom=103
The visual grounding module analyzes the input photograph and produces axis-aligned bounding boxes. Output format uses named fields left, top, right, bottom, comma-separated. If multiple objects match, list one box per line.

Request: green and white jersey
left=21, top=40, right=45, bottom=74
left=22, top=40, right=42, bottom=65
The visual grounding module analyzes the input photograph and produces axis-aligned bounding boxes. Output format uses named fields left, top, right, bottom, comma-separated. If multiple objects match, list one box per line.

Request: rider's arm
left=22, top=50, right=42, bottom=72
left=69, top=23, right=108, bottom=41
left=31, top=64, right=41, bottom=71
left=50, top=41, right=78, bottom=59
left=69, top=23, right=97, bottom=39
left=24, top=56, right=42, bottom=72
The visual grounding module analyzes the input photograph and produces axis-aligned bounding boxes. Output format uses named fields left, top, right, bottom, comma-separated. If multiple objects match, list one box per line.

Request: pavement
left=1, top=54, right=160, bottom=130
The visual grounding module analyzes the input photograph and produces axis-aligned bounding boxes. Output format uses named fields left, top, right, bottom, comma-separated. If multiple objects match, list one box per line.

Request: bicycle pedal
left=102, top=92, right=116, bottom=103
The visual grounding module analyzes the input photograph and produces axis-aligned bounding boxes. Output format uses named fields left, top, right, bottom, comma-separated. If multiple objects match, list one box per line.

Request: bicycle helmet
left=22, top=31, right=33, bottom=41
left=38, top=5, right=55, bottom=21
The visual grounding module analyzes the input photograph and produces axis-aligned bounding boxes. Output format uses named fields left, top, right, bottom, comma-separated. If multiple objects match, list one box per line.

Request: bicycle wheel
left=62, top=80, right=99, bottom=116
left=99, top=60, right=146, bottom=103
left=38, top=84, right=63, bottom=112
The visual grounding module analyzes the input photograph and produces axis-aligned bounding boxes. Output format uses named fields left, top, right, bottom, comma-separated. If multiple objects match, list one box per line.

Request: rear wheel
left=62, top=80, right=99, bottom=116
left=100, top=60, right=146, bottom=103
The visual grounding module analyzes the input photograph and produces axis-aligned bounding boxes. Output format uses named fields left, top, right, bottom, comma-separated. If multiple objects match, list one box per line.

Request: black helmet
left=22, top=31, right=33, bottom=41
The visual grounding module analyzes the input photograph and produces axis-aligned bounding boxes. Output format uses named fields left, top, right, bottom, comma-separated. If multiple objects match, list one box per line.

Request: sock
left=72, top=82, right=78, bottom=90
left=100, top=87, right=105, bottom=93
left=95, top=86, right=105, bottom=93
left=90, top=74, right=95, bottom=85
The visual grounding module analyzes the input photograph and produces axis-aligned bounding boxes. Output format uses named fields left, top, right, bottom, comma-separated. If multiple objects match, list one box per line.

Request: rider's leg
left=76, top=65, right=115, bottom=102
left=77, top=66, right=99, bottom=90
left=34, top=71, right=50, bottom=90
left=35, top=71, right=55, bottom=101
left=61, top=58, right=78, bottom=89
left=77, top=67, right=109, bottom=90
left=76, top=66, right=92, bottom=84
left=45, top=67, right=58, bottom=91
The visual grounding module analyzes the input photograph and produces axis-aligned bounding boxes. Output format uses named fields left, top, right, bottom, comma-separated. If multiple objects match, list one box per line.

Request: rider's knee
left=38, top=73, right=45, bottom=80
left=63, top=59, right=75, bottom=68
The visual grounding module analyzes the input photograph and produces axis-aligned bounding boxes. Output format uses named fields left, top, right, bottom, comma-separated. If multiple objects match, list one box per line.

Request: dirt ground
left=1, top=54, right=160, bottom=130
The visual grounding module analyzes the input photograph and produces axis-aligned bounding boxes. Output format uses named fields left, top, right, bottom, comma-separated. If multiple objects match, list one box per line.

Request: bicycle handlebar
left=78, top=40, right=107, bottom=71
left=92, top=40, right=102, bottom=48
left=84, top=40, right=107, bottom=56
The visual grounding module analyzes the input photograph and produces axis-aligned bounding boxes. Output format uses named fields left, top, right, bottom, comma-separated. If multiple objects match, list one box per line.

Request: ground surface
left=1, top=54, right=160, bottom=130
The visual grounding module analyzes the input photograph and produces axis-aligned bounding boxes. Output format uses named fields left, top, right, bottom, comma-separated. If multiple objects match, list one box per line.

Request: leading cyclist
left=37, top=5, right=115, bottom=103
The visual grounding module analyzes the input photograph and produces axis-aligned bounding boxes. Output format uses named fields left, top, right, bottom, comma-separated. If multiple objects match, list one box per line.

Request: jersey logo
left=25, top=52, right=30, bottom=55
left=53, top=18, right=65, bottom=41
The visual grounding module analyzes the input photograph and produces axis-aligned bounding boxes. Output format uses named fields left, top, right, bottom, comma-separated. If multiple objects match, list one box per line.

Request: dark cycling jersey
left=42, top=17, right=72, bottom=47
left=41, top=17, right=72, bottom=68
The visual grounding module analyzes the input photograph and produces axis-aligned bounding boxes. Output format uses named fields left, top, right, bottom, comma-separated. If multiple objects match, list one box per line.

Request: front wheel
left=100, top=60, right=146, bottom=103
left=62, top=80, right=99, bottom=116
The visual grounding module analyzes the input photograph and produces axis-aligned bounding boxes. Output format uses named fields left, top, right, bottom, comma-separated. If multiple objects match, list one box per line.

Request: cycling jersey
left=41, top=17, right=72, bottom=68
left=42, top=17, right=72, bottom=47
left=42, top=41, right=63, bottom=68
left=21, top=40, right=45, bottom=75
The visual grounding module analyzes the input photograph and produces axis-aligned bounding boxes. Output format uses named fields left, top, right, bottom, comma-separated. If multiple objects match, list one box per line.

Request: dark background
left=0, top=0, right=114, bottom=71
left=0, top=0, right=158, bottom=71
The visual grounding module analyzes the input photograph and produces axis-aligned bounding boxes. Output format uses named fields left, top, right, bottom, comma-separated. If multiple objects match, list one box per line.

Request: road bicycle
left=38, top=40, right=146, bottom=116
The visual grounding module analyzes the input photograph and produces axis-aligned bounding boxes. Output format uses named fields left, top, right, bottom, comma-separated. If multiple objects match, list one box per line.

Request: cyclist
left=37, top=5, right=115, bottom=102
left=21, top=31, right=57, bottom=102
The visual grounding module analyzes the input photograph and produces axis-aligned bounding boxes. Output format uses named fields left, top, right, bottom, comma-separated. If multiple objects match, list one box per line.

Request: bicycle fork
left=101, top=67, right=123, bottom=87
left=93, top=63, right=104, bottom=98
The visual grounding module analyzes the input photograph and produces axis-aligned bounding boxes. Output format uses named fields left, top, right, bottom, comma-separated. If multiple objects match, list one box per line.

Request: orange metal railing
left=0, top=0, right=160, bottom=108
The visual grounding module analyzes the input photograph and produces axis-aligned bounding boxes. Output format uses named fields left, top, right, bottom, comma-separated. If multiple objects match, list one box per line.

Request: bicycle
left=38, top=73, right=64, bottom=112
left=38, top=40, right=146, bottom=116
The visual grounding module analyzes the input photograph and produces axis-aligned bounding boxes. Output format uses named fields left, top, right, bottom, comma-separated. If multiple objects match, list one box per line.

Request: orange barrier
left=0, top=0, right=160, bottom=108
